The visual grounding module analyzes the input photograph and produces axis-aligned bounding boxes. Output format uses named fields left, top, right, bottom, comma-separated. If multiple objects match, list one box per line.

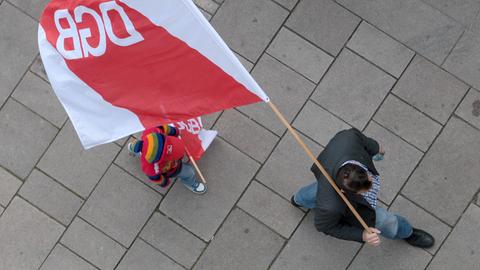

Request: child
left=128, top=125, right=206, bottom=194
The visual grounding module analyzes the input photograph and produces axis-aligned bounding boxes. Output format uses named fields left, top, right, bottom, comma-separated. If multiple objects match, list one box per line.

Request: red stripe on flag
left=40, top=0, right=262, bottom=128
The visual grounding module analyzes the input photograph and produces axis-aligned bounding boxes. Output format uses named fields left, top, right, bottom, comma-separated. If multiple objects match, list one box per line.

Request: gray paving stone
left=159, top=138, right=259, bottom=241
left=393, top=55, right=468, bottom=124
left=347, top=21, right=415, bottom=78
left=211, top=0, right=288, bottom=61
left=0, top=197, right=64, bottom=270
left=338, top=0, right=463, bottom=64
left=374, top=95, right=442, bottom=152
left=293, top=100, right=351, bottom=147
left=214, top=109, right=278, bottom=162
left=79, top=165, right=161, bottom=246
left=257, top=131, right=322, bottom=200
left=455, top=88, right=480, bottom=129
left=38, top=122, right=120, bottom=198
left=378, top=200, right=389, bottom=209
left=12, top=72, right=67, bottom=128
left=117, top=239, right=185, bottom=270
left=390, top=195, right=451, bottom=254
left=19, top=169, right=83, bottom=225
left=422, top=0, right=480, bottom=26
left=194, top=0, right=219, bottom=14
left=140, top=213, right=206, bottom=269
left=270, top=213, right=361, bottom=270
left=61, top=218, right=126, bottom=270
left=238, top=180, right=304, bottom=238
left=234, top=52, right=254, bottom=72
left=427, top=204, right=480, bottom=270
left=199, top=8, right=212, bottom=21
left=238, top=54, right=316, bottom=135
left=443, top=32, right=480, bottom=91
left=30, top=56, right=48, bottom=82
left=402, top=117, right=480, bottom=226
left=0, top=2, right=38, bottom=107
left=286, top=0, right=360, bottom=56
left=8, top=0, right=49, bottom=19
left=311, top=49, right=395, bottom=129
left=267, top=27, right=333, bottom=83
left=364, top=122, right=423, bottom=205
left=114, top=136, right=129, bottom=147
left=274, top=0, right=297, bottom=10
left=194, top=208, right=284, bottom=270
left=348, top=236, right=432, bottom=270
left=131, top=132, right=142, bottom=140
left=0, top=99, right=58, bottom=179
left=40, top=245, right=96, bottom=270
left=470, top=13, right=480, bottom=35
left=114, top=144, right=169, bottom=195
left=0, top=166, right=22, bottom=207
left=202, top=111, right=222, bottom=130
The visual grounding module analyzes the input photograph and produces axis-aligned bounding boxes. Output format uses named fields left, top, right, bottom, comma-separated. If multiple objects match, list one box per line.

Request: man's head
left=336, top=163, right=372, bottom=194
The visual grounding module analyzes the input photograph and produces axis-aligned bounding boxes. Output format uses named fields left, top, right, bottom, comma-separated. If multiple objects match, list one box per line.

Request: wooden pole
left=186, top=150, right=207, bottom=184
left=267, top=101, right=371, bottom=233
left=179, top=135, right=207, bottom=184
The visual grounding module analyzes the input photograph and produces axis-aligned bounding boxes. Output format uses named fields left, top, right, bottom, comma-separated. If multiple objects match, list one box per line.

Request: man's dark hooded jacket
left=311, top=128, right=380, bottom=242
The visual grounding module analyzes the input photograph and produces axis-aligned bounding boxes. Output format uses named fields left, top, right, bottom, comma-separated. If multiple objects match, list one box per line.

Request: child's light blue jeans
left=176, top=163, right=198, bottom=188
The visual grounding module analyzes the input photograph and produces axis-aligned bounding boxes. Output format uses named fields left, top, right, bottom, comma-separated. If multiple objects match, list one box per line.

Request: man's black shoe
left=405, top=228, right=434, bottom=248
left=290, top=196, right=301, bottom=208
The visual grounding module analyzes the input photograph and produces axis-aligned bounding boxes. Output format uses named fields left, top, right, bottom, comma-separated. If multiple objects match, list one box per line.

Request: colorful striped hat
left=143, top=132, right=165, bottom=164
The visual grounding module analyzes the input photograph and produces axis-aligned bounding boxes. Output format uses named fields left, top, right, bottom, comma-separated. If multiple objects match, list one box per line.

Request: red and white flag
left=38, top=0, right=268, bottom=149
left=173, top=117, right=217, bottom=161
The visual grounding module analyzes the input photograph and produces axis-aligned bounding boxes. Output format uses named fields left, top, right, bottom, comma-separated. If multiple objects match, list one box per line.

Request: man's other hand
left=379, top=145, right=385, bottom=155
left=362, top=228, right=381, bottom=246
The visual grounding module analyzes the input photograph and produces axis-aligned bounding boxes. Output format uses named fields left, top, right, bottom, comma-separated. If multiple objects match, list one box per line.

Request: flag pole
left=186, top=150, right=207, bottom=184
left=178, top=135, right=207, bottom=184
left=267, top=101, right=371, bottom=233
left=178, top=135, right=207, bottom=185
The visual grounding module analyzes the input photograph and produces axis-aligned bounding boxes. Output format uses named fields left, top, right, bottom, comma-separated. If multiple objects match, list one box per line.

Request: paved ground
left=1, top=0, right=480, bottom=269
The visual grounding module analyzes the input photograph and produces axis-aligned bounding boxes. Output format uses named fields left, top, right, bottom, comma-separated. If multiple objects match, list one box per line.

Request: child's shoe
left=128, top=139, right=142, bottom=157
left=182, top=181, right=207, bottom=195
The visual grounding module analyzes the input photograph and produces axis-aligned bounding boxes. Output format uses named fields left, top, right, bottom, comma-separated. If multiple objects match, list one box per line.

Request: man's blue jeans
left=294, top=181, right=413, bottom=239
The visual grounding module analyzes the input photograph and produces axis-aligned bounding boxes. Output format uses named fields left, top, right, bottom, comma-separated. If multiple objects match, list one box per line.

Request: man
left=128, top=125, right=206, bottom=194
left=291, top=128, right=433, bottom=247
